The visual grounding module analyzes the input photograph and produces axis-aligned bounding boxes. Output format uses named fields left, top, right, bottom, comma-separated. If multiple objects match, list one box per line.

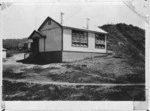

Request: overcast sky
left=1, top=0, right=148, bottom=39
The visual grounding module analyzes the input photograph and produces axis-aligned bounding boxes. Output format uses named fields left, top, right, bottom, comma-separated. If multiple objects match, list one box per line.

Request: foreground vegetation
left=3, top=53, right=145, bottom=100
left=3, top=80, right=145, bottom=101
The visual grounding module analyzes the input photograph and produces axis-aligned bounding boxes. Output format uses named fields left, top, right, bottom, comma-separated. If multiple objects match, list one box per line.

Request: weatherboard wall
left=62, top=51, right=105, bottom=62
left=38, top=19, right=62, bottom=52
left=63, top=28, right=107, bottom=53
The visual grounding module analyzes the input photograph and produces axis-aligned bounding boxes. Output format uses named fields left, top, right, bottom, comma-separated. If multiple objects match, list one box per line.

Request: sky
left=1, top=0, right=149, bottom=39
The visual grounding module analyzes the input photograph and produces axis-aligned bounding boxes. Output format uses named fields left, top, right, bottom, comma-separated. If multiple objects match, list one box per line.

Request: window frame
left=71, top=30, right=88, bottom=48
left=95, top=33, right=106, bottom=49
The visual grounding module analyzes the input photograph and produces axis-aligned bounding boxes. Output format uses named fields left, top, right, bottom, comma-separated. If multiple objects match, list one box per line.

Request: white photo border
left=0, top=0, right=149, bottom=111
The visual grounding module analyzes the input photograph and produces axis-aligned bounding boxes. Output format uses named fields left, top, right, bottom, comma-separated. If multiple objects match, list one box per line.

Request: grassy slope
left=100, top=23, right=145, bottom=64
left=3, top=38, right=28, bottom=57
left=3, top=38, right=28, bottom=50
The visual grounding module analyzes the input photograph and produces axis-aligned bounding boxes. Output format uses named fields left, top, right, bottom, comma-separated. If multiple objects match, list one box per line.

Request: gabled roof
left=38, top=16, right=108, bottom=34
left=38, top=17, right=62, bottom=31
left=28, top=30, right=46, bottom=39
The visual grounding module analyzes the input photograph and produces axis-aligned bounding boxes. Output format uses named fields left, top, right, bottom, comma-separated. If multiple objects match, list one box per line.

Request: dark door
left=31, top=38, right=39, bottom=56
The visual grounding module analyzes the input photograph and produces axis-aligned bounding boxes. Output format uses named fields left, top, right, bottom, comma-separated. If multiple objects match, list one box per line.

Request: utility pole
left=60, top=12, right=64, bottom=25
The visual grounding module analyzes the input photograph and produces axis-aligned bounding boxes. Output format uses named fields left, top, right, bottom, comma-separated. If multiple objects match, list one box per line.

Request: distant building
left=18, top=40, right=28, bottom=50
left=3, top=48, right=7, bottom=58
left=28, top=16, right=108, bottom=62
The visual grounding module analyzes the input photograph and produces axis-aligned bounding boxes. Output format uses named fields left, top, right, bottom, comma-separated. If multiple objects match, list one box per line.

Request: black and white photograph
left=1, top=0, right=149, bottom=103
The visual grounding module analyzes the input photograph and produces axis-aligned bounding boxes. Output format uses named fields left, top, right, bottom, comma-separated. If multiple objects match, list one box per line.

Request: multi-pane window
left=72, top=30, right=88, bottom=47
left=95, top=33, right=105, bottom=49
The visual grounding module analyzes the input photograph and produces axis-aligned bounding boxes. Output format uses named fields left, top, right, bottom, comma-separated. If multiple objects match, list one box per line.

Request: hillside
left=100, top=23, right=145, bottom=65
left=3, top=38, right=28, bottom=57
left=3, top=38, right=28, bottom=50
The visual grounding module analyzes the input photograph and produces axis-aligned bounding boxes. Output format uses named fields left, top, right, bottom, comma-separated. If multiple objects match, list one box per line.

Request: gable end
left=38, top=17, right=62, bottom=31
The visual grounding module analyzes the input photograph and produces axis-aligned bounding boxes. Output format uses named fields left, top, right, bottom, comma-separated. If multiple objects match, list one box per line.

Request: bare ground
left=3, top=53, right=145, bottom=101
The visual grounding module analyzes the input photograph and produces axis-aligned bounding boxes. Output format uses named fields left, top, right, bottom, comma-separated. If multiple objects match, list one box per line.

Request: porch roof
left=28, top=30, right=46, bottom=39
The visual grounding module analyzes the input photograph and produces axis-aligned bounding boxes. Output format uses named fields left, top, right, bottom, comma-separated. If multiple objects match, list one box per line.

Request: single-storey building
left=3, top=48, right=7, bottom=58
left=28, top=16, right=108, bottom=63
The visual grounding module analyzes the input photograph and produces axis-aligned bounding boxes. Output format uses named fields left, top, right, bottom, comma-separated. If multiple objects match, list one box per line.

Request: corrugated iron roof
left=38, top=17, right=108, bottom=34
left=62, top=25, right=107, bottom=34
left=61, top=19, right=107, bottom=34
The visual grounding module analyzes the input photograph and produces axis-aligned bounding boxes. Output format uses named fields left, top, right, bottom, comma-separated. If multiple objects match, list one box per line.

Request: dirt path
left=3, top=53, right=145, bottom=87
left=4, top=78, right=144, bottom=86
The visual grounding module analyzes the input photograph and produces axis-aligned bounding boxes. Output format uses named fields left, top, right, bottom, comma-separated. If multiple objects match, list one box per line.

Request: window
left=48, top=20, right=51, bottom=25
left=72, top=30, right=88, bottom=47
left=95, top=33, right=105, bottom=49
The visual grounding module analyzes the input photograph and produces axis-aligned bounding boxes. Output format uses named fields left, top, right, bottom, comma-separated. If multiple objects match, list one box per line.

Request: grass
left=64, top=59, right=145, bottom=84
left=3, top=64, right=144, bottom=84
left=3, top=80, right=145, bottom=101
left=3, top=68, right=25, bottom=79
left=3, top=54, right=145, bottom=85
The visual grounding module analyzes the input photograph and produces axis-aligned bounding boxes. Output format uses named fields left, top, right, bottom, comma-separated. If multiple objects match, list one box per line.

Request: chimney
left=60, top=12, right=64, bottom=24
left=86, top=18, right=90, bottom=29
